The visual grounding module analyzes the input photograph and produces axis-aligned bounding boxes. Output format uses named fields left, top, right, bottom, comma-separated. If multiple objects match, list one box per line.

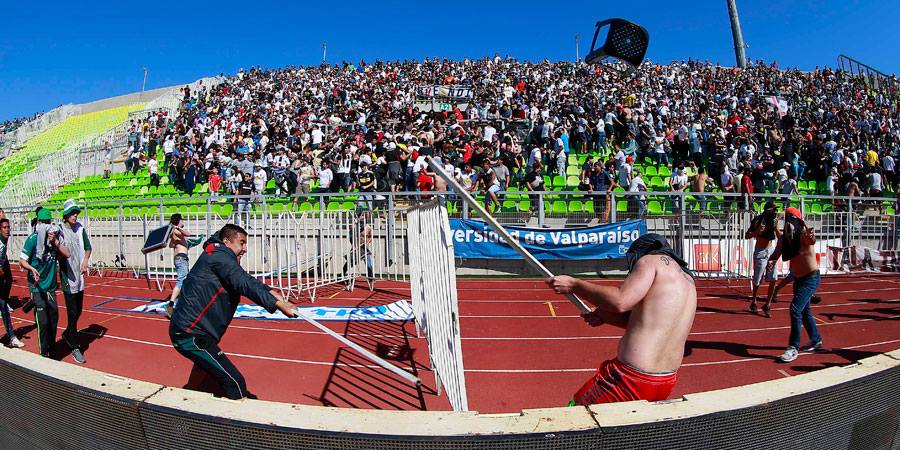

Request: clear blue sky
left=2, top=0, right=899, bottom=121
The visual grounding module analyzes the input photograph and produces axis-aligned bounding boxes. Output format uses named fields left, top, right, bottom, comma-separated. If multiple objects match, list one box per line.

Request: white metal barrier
left=407, top=200, right=468, bottom=412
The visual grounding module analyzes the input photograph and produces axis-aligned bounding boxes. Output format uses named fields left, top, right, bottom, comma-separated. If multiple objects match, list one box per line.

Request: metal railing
left=4, top=191, right=897, bottom=280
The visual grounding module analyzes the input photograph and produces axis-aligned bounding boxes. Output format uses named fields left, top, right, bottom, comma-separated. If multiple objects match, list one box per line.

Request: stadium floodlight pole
left=575, top=33, right=580, bottom=62
left=142, top=67, right=148, bottom=92
left=322, top=41, right=327, bottom=64
left=293, top=307, right=421, bottom=386
left=426, top=157, right=592, bottom=314
left=726, top=0, right=747, bottom=68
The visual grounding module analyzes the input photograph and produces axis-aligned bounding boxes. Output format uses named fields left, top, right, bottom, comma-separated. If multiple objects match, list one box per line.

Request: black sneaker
left=71, top=348, right=86, bottom=364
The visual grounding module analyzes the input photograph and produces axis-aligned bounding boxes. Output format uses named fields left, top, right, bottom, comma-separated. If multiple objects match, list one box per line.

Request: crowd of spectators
left=1, top=111, right=44, bottom=137
left=120, top=56, right=899, bottom=217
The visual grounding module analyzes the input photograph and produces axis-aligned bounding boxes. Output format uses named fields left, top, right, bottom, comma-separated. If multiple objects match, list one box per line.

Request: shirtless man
left=165, top=214, right=203, bottom=318
left=545, top=234, right=697, bottom=405
left=766, top=207, right=823, bottom=362
left=691, top=167, right=714, bottom=211
left=746, top=202, right=780, bottom=314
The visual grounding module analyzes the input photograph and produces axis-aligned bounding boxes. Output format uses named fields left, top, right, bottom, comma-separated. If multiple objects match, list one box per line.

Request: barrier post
left=610, top=192, right=617, bottom=223
left=117, top=201, right=125, bottom=259
left=538, top=191, right=545, bottom=227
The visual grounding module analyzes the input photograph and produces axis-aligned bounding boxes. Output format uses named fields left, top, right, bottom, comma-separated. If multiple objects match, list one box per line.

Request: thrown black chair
left=585, top=18, right=650, bottom=75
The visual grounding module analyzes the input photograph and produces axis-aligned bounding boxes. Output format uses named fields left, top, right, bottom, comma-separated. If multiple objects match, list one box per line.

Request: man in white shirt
left=253, top=165, right=267, bottom=202
left=483, top=123, right=496, bottom=143
left=528, top=146, right=542, bottom=171
left=628, top=170, right=648, bottom=218
left=148, top=158, right=159, bottom=187
left=310, top=126, right=324, bottom=151
left=317, top=162, right=334, bottom=193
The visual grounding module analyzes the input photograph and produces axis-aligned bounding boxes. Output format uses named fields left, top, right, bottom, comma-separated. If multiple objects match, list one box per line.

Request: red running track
left=3, top=270, right=899, bottom=413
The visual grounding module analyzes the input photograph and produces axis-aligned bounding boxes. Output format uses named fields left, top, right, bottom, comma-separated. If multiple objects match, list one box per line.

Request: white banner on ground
left=683, top=238, right=840, bottom=276
left=132, top=299, right=413, bottom=321
left=826, top=246, right=900, bottom=273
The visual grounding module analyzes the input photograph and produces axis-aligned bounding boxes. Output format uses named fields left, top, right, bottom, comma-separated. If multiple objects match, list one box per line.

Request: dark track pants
left=171, top=332, right=247, bottom=400
left=33, top=292, right=59, bottom=358
left=62, top=291, right=84, bottom=350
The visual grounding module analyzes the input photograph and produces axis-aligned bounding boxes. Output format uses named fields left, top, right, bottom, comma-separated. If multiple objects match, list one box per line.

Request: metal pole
left=322, top=41, right=327, bottom=64
left=726, top=0, right=747, bottom=68
left=575, top=33, right=580, bottom=62
left=427, top=157, right=591, bottom=313
left=142, top=67, right=148, bottom=92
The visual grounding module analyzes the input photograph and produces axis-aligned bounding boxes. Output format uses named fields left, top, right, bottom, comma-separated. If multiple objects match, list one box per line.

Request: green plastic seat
left=551, top=200, right=567, bottom=214
left=658, top=166, right=671, bottom=177
left=648, top=201, right=663, bottom=215
left=568, top=200, right=584, bottom=213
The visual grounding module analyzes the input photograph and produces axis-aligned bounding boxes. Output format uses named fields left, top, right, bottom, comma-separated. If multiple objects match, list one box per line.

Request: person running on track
left=545, top=233, right=697, bottom=405
left=746, top=201, right=780, bottom=314
left=164, top=213, right=203, bottom=318
left=169, top=224, right=297, bottom=399
left=766, top=207, right=823, bottom=362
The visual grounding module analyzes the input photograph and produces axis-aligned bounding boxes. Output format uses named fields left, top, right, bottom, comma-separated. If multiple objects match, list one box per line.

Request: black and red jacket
left=169, top=234, right=277, bottom=342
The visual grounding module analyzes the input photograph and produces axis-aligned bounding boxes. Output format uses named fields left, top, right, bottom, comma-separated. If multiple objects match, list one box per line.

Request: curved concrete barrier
left=0, top=346, right=897, bottom=449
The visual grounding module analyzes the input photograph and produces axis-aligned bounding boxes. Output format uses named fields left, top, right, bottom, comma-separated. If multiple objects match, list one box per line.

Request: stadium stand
left=0, top=104, right=143, bottom=192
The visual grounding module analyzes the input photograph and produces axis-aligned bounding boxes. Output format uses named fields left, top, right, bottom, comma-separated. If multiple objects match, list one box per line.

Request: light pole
left=322, top=41, right=327, bottom=65
left=575, top=33, right=579, bottom=62
left=141, top=67, right=148, bottom=92
left=726, top=0, right=747, bottom=68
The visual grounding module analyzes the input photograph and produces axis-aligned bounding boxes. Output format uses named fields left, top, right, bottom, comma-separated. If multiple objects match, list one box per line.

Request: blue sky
left=1, top=0, right=898, bottom=121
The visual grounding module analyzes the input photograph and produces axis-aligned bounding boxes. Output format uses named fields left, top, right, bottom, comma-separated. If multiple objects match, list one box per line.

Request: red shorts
left=573, top=358, right=677, bottom=405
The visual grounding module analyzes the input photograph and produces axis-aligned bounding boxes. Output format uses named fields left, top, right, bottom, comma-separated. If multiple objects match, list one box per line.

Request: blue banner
left=449, top=219, right=647, bottom=260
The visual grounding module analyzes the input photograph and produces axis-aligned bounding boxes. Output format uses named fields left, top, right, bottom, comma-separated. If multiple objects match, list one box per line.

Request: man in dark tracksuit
left=169, top=224, right=297, bottom=399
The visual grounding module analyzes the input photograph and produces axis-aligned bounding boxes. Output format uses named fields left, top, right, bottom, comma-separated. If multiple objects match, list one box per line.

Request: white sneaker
left=8, top=337, right=24, bottom=348
left=779, top=347, right=799, bottom=362
left=799, top=340, right=823, bottom=352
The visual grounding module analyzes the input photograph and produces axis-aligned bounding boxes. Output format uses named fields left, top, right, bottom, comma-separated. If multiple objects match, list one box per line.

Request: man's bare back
left=617, top=255, right=697, bottom=373
left=546, top=255, right=696, bottom=373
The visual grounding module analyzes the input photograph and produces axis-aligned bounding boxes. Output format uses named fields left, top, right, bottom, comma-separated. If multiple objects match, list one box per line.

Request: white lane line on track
left=17, top=293, right=896, bottom=343
left=8, top=315, right=429, bottom=373
left=465, top=338, right=900, bottom=373
left=10, top=312, right=898, bottom=374
left=777, top=370, right=792, bottom=377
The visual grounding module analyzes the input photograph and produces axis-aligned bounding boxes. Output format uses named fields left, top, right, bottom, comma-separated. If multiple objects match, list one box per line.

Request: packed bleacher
left=1, top=112, right=44, bottom=136
left=49, top=57, right=900, bottom=217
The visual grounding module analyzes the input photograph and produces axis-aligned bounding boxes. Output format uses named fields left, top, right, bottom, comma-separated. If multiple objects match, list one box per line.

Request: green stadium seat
left=518, top=200, right=531, bottom=212
left=551, top=200, right=567, bottom=214
left=552, top=176, right=566, bottom=187
left=566, top=166, right=581, bottom=176
left=644, top=166, right=658, bottom=177
left=568, top=200, right=584, bottom=213
left=658, top=167, right=671, bottom=177
left=648, top=201, right=663, bottom=215
left=566, top=175, right=580, bottom=187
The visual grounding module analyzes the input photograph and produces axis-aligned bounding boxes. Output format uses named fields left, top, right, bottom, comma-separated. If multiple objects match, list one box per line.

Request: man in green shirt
left=19, top=208, right=70, bottom=358
left=59, top=200, right=92, bottom=363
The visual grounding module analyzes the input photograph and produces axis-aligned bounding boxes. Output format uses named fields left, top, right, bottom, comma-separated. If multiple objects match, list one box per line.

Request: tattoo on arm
left=660, top=256, right=671, bottom=265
